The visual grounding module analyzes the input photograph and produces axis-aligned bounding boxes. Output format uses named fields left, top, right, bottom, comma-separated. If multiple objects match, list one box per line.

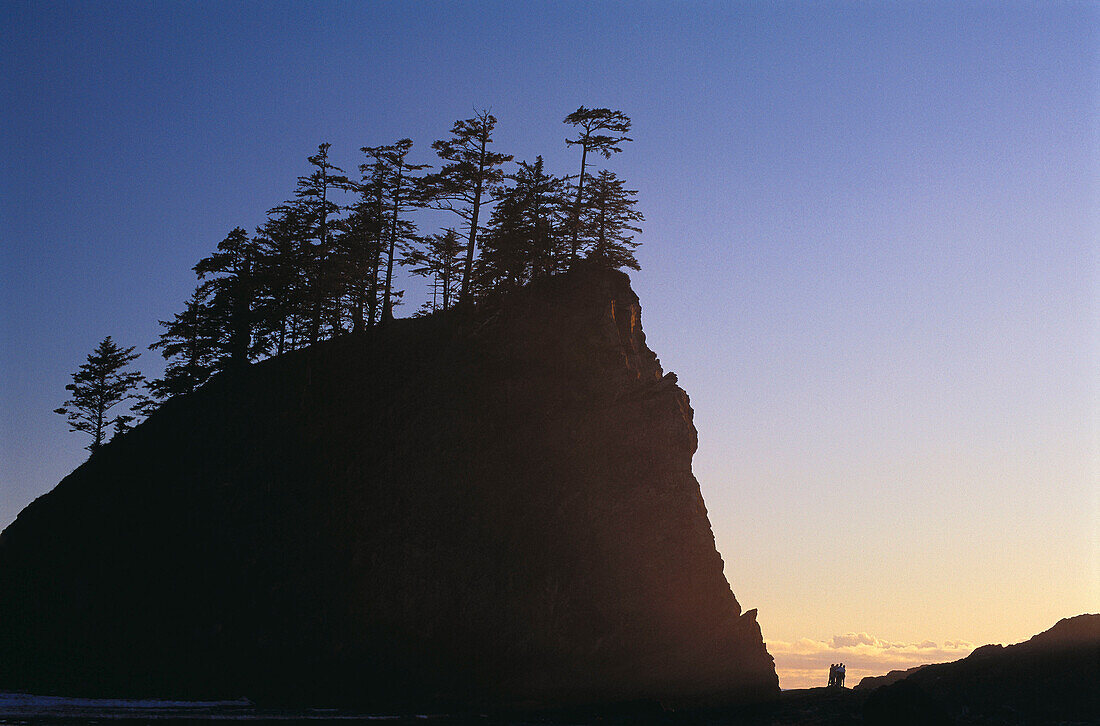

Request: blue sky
left=2, top=1, right=1097, bottom=688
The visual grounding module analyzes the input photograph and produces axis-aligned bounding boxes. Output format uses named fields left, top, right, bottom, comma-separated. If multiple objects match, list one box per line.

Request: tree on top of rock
left=579, top=170, right=643, bottom=271
left=405, top=228, right=464, bottom=313
left=563, top=107, right=632, bottom=261
left=372, top=139, right=428, bottom=324
left=54, top=336, right=148, bottom=453
left=294, top=143, right=355, bottom=342
left=252, top=204, right=310, bottom=354
left=420, top=110, right=512, bottom=304
left=148, top=285, right=221, bottom=400
left=477, top=156, right=569, bottom=292
left=193, top=226, right=264, bottom=368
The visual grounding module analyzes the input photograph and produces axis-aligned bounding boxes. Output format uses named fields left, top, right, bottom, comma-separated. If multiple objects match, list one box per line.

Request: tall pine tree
left=193, top=226, right=263, bottom=368
left=54, top=337, right=147, bottom=453
left=345, top=145, right=393, bottom=331
left=405, top=228, right=464, bottom=313
left=579, top=170, right=643, bottom=271
left=373, top=139, right=427, bottom=324
left=563, top=107, right=632, bottom=261
left=148, top=286, right=221, bottom=399
left=420, top=111, right=512, bottom=304
left=478, top=157, right=568, bottom=292
left=294, top=143, right=354, bottom=342
left=253, top=204, right=309, bottom=355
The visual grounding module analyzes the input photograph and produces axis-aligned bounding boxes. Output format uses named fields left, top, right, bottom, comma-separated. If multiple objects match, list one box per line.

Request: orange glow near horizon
left=767, top=634, right=975, bottom=690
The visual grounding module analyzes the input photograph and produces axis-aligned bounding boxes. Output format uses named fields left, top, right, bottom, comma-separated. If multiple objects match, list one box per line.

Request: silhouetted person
left=837, top=662, right=846, bottom=688
left=828, top=663, right=837, bottom=687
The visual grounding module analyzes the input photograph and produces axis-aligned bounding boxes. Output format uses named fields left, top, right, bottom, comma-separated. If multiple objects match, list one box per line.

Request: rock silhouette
left=0, top=264, right=778, bottom=710
left=853, top=664, right=927, bottom=691
left=863, top=614, right=1100, bottom=724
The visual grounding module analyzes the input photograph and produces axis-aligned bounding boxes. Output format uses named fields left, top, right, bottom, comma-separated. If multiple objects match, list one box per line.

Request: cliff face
left=0, top=266, right=778, bottom=709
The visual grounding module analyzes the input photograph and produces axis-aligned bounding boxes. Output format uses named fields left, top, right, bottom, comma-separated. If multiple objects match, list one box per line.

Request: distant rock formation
left=0, top=265, right=778, bottom=709
left=863, top=614, right=1100, bottom=724
left=854, top=665, right=927, bottom=691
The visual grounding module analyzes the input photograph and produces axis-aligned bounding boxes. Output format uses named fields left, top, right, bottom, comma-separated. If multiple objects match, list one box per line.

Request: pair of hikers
left=828, top=662, right=846, bottom=688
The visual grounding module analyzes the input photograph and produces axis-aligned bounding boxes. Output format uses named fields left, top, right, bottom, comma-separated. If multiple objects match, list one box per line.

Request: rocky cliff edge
left=0, top=265, right=778, bottom=709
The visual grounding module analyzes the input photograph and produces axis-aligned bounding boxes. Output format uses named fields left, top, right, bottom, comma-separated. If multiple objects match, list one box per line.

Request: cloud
left=830, top=632, right=876, bottom=648
left=768, top=633, right=975, bottom=690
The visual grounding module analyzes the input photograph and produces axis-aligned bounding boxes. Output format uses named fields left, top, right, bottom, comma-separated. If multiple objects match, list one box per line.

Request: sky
left=2, top=1, right=1097, bottom=690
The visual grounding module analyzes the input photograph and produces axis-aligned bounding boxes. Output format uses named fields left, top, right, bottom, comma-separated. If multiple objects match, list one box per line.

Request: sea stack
left=0, top=264, right=778, bottom=709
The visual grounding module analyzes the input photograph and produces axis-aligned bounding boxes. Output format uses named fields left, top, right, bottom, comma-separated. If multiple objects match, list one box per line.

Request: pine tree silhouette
left=420, top=111, right=512, bottom=304
left=54, top=337, right=147, bottom=453
left=563, top=107, right=632, bottom=261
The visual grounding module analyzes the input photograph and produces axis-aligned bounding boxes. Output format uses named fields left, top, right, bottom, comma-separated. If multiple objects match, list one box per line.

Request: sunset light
left=2, top=2, right=1096, bottom=722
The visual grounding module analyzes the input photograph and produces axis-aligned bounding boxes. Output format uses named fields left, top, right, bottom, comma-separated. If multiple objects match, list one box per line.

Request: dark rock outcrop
left=863, top=614, right=1100, bottom=725
left=0, top=266, right=778, bottom=709
left=854, top=664, right=927, bottom=691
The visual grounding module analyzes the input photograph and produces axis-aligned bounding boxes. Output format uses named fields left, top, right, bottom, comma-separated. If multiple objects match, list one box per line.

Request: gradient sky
left=2, top=1, right=1097, bottom=690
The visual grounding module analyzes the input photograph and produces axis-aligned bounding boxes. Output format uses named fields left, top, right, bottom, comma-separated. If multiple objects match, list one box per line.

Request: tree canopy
left=58, top=106, right=646, bottom=453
